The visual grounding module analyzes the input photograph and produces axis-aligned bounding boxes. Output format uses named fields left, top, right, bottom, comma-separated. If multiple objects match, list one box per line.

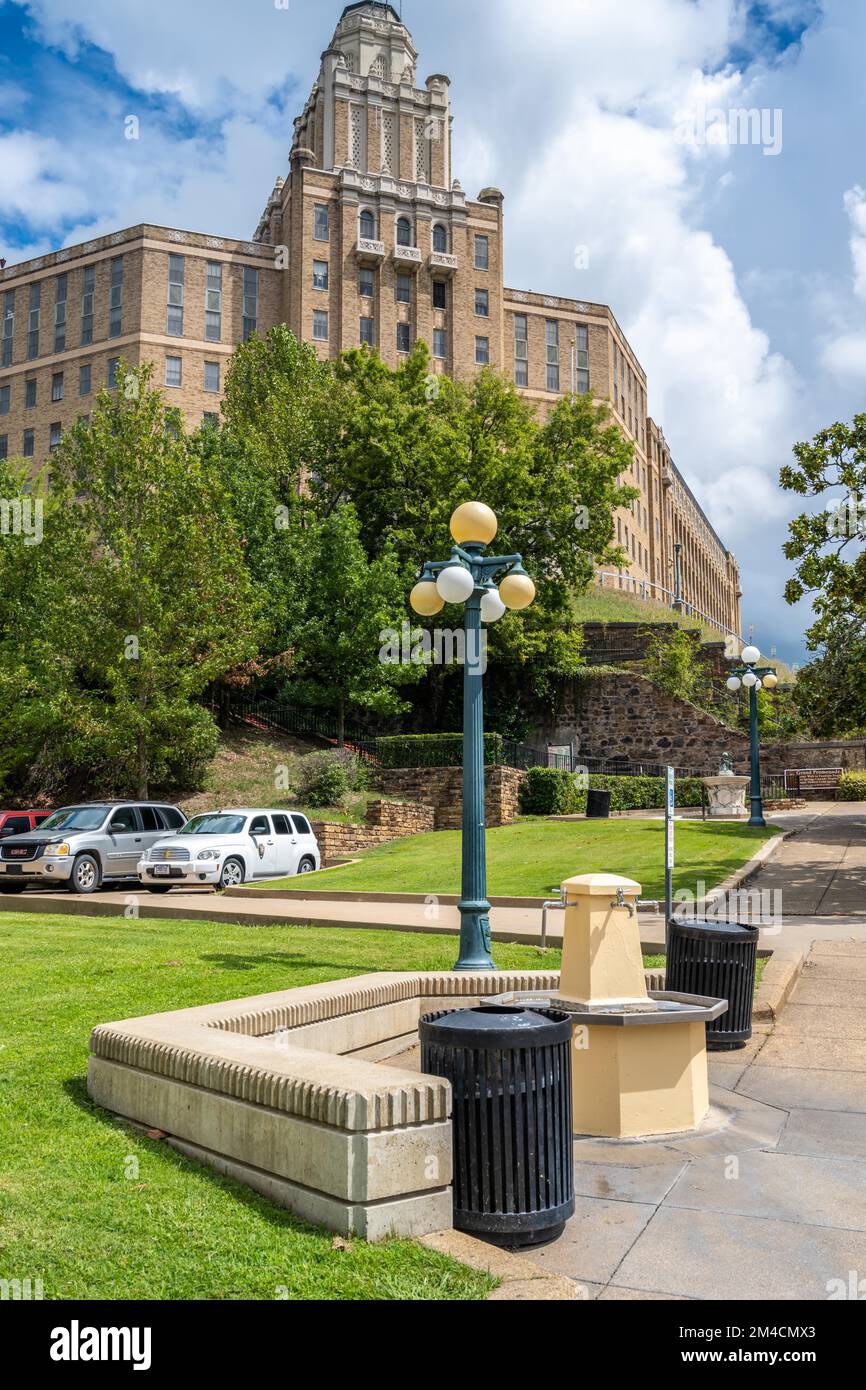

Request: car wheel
left=146, top=886, right=173, bottom=894
left=0, top=882, right=27, bottom=894
left=218, top=857, right=245, bottom=890
left=68, top=854, right=100, bottom=894
left=297, top=857, right=316, bottom=875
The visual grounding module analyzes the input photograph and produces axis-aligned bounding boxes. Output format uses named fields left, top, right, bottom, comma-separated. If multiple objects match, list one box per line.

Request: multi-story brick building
left=0, top=0, right=740, bottom=637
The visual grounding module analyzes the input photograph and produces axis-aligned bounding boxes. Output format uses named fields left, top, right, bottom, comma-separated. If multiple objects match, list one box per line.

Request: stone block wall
left=365, top=800, right=435, bottom=834
left=311, top=800, right=434, bottom=864
left=533, top=671, right=866, bottom=780
left=377, top=765, right=525, bottom=829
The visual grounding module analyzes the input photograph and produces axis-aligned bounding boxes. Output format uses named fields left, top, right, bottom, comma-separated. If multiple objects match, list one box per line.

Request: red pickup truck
left=0, top=810, right=53, bottom=839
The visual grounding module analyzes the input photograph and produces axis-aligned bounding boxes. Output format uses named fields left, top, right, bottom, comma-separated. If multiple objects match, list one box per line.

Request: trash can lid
left=671, top=918, right=759, bottom=942
left=420, top=1004, right=572, bottom=1049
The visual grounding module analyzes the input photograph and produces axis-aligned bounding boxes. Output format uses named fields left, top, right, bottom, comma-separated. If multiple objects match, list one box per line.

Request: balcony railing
left=394, top=245, right=422, bottom=266
left=356, top=238, right=385, bottom=261
left=430, top=251, right=458, bottom=273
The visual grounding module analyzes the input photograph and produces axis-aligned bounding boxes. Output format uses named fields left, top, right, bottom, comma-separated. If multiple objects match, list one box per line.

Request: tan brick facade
left=0, top=0, right=740, bottom=637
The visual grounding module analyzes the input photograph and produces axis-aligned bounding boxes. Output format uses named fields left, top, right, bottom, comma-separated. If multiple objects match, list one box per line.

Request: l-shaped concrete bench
left=88, top=969, right=560, bottom=1240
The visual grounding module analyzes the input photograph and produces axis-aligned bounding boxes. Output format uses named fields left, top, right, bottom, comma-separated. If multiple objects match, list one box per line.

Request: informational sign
left=666, top=766, right=675, bottom=869
left=784, top=767, right=843, bottom=793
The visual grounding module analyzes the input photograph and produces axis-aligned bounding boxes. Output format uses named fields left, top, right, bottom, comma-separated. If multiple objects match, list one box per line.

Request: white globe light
left=754, top=678, right=763, bottom=690
left=742, top=670, right=758, bottom=688
left=436, top=564, right=475, bottom=605
left=726, top=676, right=742, bottom=692
left=480, top=589, right=507, bottom=623
left=742, top=645, right=761, bottom=665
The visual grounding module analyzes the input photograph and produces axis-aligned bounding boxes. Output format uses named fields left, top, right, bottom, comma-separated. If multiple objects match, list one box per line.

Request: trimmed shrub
left=374, top=733, right=506, bottom=768
left=296, top=749, right=361, bottom=808
left=838, top=771, right=866, bottom=802
left=519, top=768, right=706, bottom=817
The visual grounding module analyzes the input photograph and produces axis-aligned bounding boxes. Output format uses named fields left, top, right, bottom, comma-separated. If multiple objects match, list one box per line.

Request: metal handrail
left=594, top=570, right=742, bottom=645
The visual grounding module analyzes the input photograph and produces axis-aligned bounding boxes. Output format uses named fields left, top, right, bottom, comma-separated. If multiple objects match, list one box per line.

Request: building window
left=475, top=336, right=490, bottom=366
left=396, top=273, right=411, bottom=304
left=475, top=288, right=489, bottom=317
left=546, top=320, right=560, bottom=391
left=396, top=322, right=411, bottom=354
left=0, top=385, right=8, bottom=415
left=81, top=264, right=95, bottom=346
left=514, top=313, right=528, bottom=387
left=433, top=328, right=447, bottom=359
left=396, top=216, right=412, bottom=247
left=49, top=422, right=62, bottom=452
left=108, top=256, right=123, bottom=338
left=432, top=280, right=447, bottom=311
left=205, top=262, right=222, bottom=342
left=204, top=361, right=220, bottom=393
left=23, top=428, right=34, bottom=458
left=0, top=435, right=6, bottom=460
left=574, top=324, right=590, bottom=394
left=107, top=358, right=120, bottom=389
left=243, top=266, right=259, bottom=341
left=2, top=290, right=13, bottom=368
left=52, top=371, right=64, bottom=402
left=313, top=260, right=329, bottom=291
left=474, top=235, right=489, bottom=271
left=165, top=355, right=182, bottom=388
left=359, top=267, right=375, bottom=297
left=360, top=316, right=375, bottom=347
left=432, top=224, right=448, bottom=253
left=54, top=274, right=68, bottom=353
left=79, top=363, right=91, bottom=396
left=27, top=282, right=41, bottom=360
left=359, top=209, right=376, bottom=241
left=166, top=255, right=185, bottom=336
left=313, top=310, right=329, bottom=342
left=314, top=204, right=330, bottom=241
left=25, top=378, right=36, bottom=409
left=203, top=411, right=219, bottom=427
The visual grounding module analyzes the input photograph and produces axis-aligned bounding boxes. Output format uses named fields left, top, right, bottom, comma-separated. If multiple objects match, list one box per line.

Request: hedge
left=519, top=766, right=706, bottom=816
left=374, top=733, right=506, bottom=768
left=838, top=771, right=866, bottom=802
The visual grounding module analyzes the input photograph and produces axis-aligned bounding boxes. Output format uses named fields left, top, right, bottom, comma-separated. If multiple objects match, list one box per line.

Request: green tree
left=16, top=363, right=263, bottom=797
left=277, top=504, right=422, bottom=744
left=781, top=414, right=866, bottom=733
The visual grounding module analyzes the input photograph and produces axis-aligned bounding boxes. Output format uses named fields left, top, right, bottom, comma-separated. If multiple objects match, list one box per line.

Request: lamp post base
left=748, top=797, right=766, bottom=828
left=455, top=899, right=495, bottom=971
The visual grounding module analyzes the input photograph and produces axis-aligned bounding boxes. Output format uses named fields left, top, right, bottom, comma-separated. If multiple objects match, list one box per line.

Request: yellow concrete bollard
left=559, top=873, right=645, bottom=1006
left=552, top=872, right=713, bottom=1139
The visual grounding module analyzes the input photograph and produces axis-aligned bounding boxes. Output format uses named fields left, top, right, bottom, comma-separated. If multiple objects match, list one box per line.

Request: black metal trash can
left=586, top=788, right=611, bottom=819
left=666, top=919, right=759, bottom=1051
left=420, top=1005, right=574, bottom=1248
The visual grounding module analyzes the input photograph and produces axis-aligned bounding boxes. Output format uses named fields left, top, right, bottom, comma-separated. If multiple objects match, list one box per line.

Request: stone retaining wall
left=311, top=800, right=434, bottom=864
left=377, top=765, right=525, bottom=829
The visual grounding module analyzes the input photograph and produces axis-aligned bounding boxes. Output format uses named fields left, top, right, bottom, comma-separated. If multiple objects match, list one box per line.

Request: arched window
left=396, top=216, right=412, bottom=247
left=432, top=224, right=448, bottom=253
left=359, top=209, right=376, bottom=240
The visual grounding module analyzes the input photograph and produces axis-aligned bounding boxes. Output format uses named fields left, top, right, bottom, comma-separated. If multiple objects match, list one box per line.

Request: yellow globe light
left=410, top=581, right=445, bottom=617
left=450, top=501, right=498, bottom=546
left=763, top=673, right=778, bottom=690
left=500, top=572, right=536, bottom=611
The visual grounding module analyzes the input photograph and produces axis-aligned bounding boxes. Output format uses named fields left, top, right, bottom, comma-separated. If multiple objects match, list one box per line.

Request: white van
left=137, top=808, right=320, bottom=892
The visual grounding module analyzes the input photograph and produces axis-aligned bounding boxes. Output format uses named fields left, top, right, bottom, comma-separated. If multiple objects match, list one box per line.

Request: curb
left=753, top=949, right=807, bottom=1022
left=417, top=1228, right=582, bottom=1301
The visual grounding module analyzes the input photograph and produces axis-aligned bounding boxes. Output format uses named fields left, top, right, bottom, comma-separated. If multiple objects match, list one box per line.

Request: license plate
left=153, top=865, right=172, bottom=876
left=4, top=866, right=23, bottom=875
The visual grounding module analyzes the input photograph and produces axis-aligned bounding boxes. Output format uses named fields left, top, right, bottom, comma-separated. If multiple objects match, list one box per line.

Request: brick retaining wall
left=377, top=766, right=525, bottom=829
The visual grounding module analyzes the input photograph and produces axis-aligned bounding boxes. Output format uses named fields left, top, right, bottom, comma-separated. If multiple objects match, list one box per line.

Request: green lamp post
left=726, top=645, right=779, bottom=828
left=410, top=502, right=536, bottom=971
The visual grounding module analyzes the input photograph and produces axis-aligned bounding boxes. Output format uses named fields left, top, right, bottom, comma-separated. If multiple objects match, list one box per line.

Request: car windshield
left=38, top=807, right=108, bottom=832
left=179, top=814, right=246, bottom=836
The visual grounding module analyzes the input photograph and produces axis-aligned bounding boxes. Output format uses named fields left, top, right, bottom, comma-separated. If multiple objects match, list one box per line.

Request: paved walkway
left=526, top=938, right=866, bottom=1301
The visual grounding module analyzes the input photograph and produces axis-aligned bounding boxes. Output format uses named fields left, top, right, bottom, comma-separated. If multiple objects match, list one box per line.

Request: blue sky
left=1, top=0, right=863, bottom=665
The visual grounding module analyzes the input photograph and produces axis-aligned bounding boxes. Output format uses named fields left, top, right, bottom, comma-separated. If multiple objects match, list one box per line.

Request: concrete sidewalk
left=527, top=938, right=866, bottom=1301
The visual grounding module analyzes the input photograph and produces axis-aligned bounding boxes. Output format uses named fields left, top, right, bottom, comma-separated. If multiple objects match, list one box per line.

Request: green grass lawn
left=259, top=818, right=780, bottom=899
left=0, top=914, right=564, bottom=1302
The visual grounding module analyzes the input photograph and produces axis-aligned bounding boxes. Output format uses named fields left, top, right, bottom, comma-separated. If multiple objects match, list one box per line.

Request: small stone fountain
left=702, top=751, right=750, bottom=818
left=487, top=873, right=727, bottom=1138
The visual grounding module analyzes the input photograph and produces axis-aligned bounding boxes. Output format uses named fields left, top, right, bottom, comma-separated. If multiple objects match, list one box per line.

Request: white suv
left=137, top=809, right=321, bottom=892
